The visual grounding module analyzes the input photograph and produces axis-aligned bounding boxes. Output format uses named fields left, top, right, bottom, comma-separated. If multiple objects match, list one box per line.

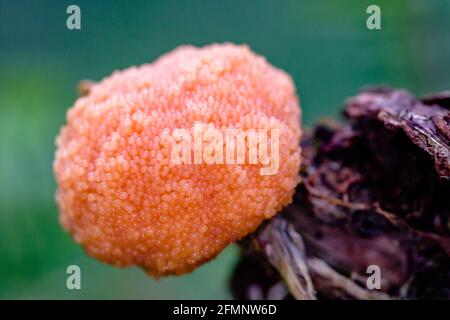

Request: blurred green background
left=0, top=0, right=449, bottom=299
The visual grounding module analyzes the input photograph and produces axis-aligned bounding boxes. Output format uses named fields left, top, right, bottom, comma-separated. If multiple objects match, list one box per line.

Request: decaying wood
left=232, top=88, right=450, bottom=300
left=253, top=218, right=316, bottom=300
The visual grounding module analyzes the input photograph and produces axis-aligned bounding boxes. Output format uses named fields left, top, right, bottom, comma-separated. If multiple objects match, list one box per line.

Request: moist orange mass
left=54, top=43, right=302, bottom=276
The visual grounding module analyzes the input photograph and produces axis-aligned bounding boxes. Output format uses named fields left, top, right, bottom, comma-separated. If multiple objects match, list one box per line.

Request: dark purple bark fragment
left=231, top=88, right=450, bottom=300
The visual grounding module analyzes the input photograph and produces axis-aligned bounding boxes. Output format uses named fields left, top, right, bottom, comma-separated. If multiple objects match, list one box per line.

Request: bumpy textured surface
left=54, top=43, right=302, bottom=276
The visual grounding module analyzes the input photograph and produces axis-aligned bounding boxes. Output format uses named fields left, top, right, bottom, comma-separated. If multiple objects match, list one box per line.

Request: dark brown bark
left=231, top=88, right=450, bottom=300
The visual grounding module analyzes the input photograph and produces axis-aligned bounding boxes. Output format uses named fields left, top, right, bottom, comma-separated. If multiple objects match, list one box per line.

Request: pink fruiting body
left=54, top=43, right=302, bottom=276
